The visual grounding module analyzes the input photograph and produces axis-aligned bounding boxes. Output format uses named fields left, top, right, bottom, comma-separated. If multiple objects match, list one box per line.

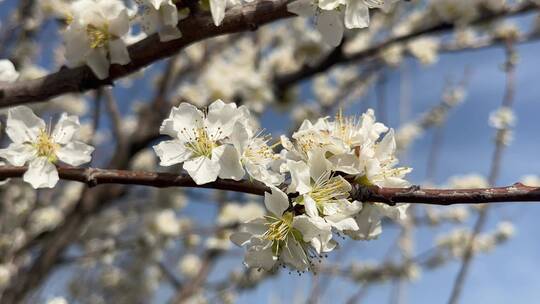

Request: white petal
left=183, top=155, right=220, bottom=185
left=64, top=25, right=90, bottom=66
left=230, top=122, right=250, bottom=153
left=218, top=144, right=245, bottom=181
left=375, top=129, right=396, bottom=162
left=160, top=103, right=204, bottom=137
left=0, top=143, right=36, bottom=166
left=303, top=195, right=319, bottom=218
left=264, top=185, right=289, bottom=217
left=86, top=48, right=110, bottom=80
left=318, top=0, right=343, bottom=10
left=0, top=59, right=19, bottom=82
left=230, top=231, right=253, bottom=247
left=244, top=239, right=276, bottom=270
left=346, top=204, right=382, bottom=240
left=206, top=100, right=244, bottom=139
left=158, top=27, right=182, bottom=42
left=6, top=106, right=45, bottom=143
left=287, top=0, right=316, bottom=17
left=56, top=141, right=94, bottom=166
left=286, top=160, right=311, bottom=194
left=209, top=0, right=226, bottom=26
left=109, top=39, right=130, bottom=65
left=153, top=140, right=191, bottom=166
left=317, top=10, right=344, bottom=47
left=307, top=148, right=330, bottom=181
left=108, top=9, right=130, bottom=37
left=52, top=113, right=80, bottom=145
left=282, top=237, right=309, bottom=271
left=23, top=157, right=59, bottom=189
left=345, top=1, right=369, bottom=29
left=293, top=215, right=334, bottom=253
left=160, top=1, right=179, bottom=27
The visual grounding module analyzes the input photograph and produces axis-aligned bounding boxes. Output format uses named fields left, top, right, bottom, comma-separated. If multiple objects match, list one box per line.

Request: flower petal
left=282, top=237, right=309, bottom=271
left=109, top=39, right=130, bottom=65
left=218, top=144, right=245, bottom=181
left=52, top=113, right=80, bottom=145
left=303, top=195, right=319, bottom=218
left=316, top=10, right=344, bottom=47
left=86, top=48, right=110, bottom=80
left=0, top=143, right=36, bottom=166
left=286, top=160, right=311, bottom=194
left=56, top=141, right=94, bottom=166
left=160, top=103, right=204, bottom=138
left=345, top=1, right=369, bottom=29
left=23, top=157, right=59, bottom=189
left=183, top=155, right=220, bottom=185
left=264, top=185, right=289, bottom=217
left=153, top=139, right=191, bottom=166
left=209, top=0, right=226, bottom=26
left=6, top=106, right=45, bottom=143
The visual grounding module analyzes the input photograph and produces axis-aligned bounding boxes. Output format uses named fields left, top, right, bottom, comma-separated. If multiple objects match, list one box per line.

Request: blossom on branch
left=136, top=0, right=186, bottom=42
left=64, top=0, right=131, bottom=79
left=0, top=106, right=94, bottom=188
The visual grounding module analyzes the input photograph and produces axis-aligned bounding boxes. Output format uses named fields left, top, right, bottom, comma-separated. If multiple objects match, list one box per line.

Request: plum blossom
left=281, top=109, right=410, bottom=241
left=230, top=186, right=334, bottom=271
left=153, top=99, right=250, bottom=185
left=0, top=106, right=94, bottom=189
left=64, top=0, right=131, bottom=79
left=136, top=0, right=186, bottom=42
left=0, top=59, right=19, bottom=82
left=288, top=0, right=399, bottom=46
left=220, top=122, right=283, bottom=186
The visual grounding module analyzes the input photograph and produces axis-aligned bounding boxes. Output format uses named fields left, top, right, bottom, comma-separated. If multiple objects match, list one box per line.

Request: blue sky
left=2, top=1, right=540, bottom=303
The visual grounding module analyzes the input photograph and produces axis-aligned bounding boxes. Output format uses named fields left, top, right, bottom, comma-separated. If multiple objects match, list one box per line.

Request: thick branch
left=0, top=166, right=539, bottom=205
left=0, top=0, right=293, bottom=107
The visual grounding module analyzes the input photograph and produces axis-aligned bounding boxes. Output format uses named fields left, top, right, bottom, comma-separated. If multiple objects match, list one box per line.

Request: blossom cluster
left=52, top=0, right=404, bottom=79
left=288, top=0, right=399, bottom=46
left=0, top=99, right=410, bottom=272
left=153, top=99, right=410, bottom=271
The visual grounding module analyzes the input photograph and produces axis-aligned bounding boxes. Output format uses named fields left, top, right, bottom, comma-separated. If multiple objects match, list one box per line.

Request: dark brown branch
left=0, top=166, right=539, bottom=205
left=0, top=0, right=293, bottom=107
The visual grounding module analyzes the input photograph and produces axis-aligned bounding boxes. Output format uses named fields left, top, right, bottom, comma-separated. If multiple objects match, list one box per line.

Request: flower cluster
left=60, top=0, right=401, bottom=79
left=288, top=0, right=399, bottom=46
left=0, top=99, right=409, bottom=272
left=153, top=100, right=410, bottom=271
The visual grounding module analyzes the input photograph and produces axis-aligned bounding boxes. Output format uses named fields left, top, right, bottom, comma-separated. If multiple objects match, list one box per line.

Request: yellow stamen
left=309, top=173, right=351, bottom=204
left=32, top=129, right=59, bottom=163
left=86, top=24, right=110, bottom=49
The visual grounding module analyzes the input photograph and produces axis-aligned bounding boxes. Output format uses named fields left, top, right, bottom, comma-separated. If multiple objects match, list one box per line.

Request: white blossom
left=46, top=297, right=69, bottom=304
left=178, top=254, right=202, bottom=278
left=148, top=209, right=181, bottom=237
left=153, top=99, right=250, bottom=185
left=0, top=59, right=19, bottom=82
left=136, top=0, right=184, bottom=42
left=231, top=186, right=334, bottom=271
left=489, top=106, right=516, bottom=129
left=0, top=106, right=94, bottom=189
left=64, top=0, right=131, bottom=79
left=407, top=37, right=440, bottom=65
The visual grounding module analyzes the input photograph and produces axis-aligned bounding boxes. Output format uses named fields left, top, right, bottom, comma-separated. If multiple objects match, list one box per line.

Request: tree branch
left=273, top=2, right=539, bottom=94
left=0, top=0, right=294, bottom=107
left=0, top=166, right=539, bottom=205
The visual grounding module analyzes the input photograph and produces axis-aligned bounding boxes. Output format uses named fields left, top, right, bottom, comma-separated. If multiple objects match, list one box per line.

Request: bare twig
left=447, top=41, right=518, bottom=304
